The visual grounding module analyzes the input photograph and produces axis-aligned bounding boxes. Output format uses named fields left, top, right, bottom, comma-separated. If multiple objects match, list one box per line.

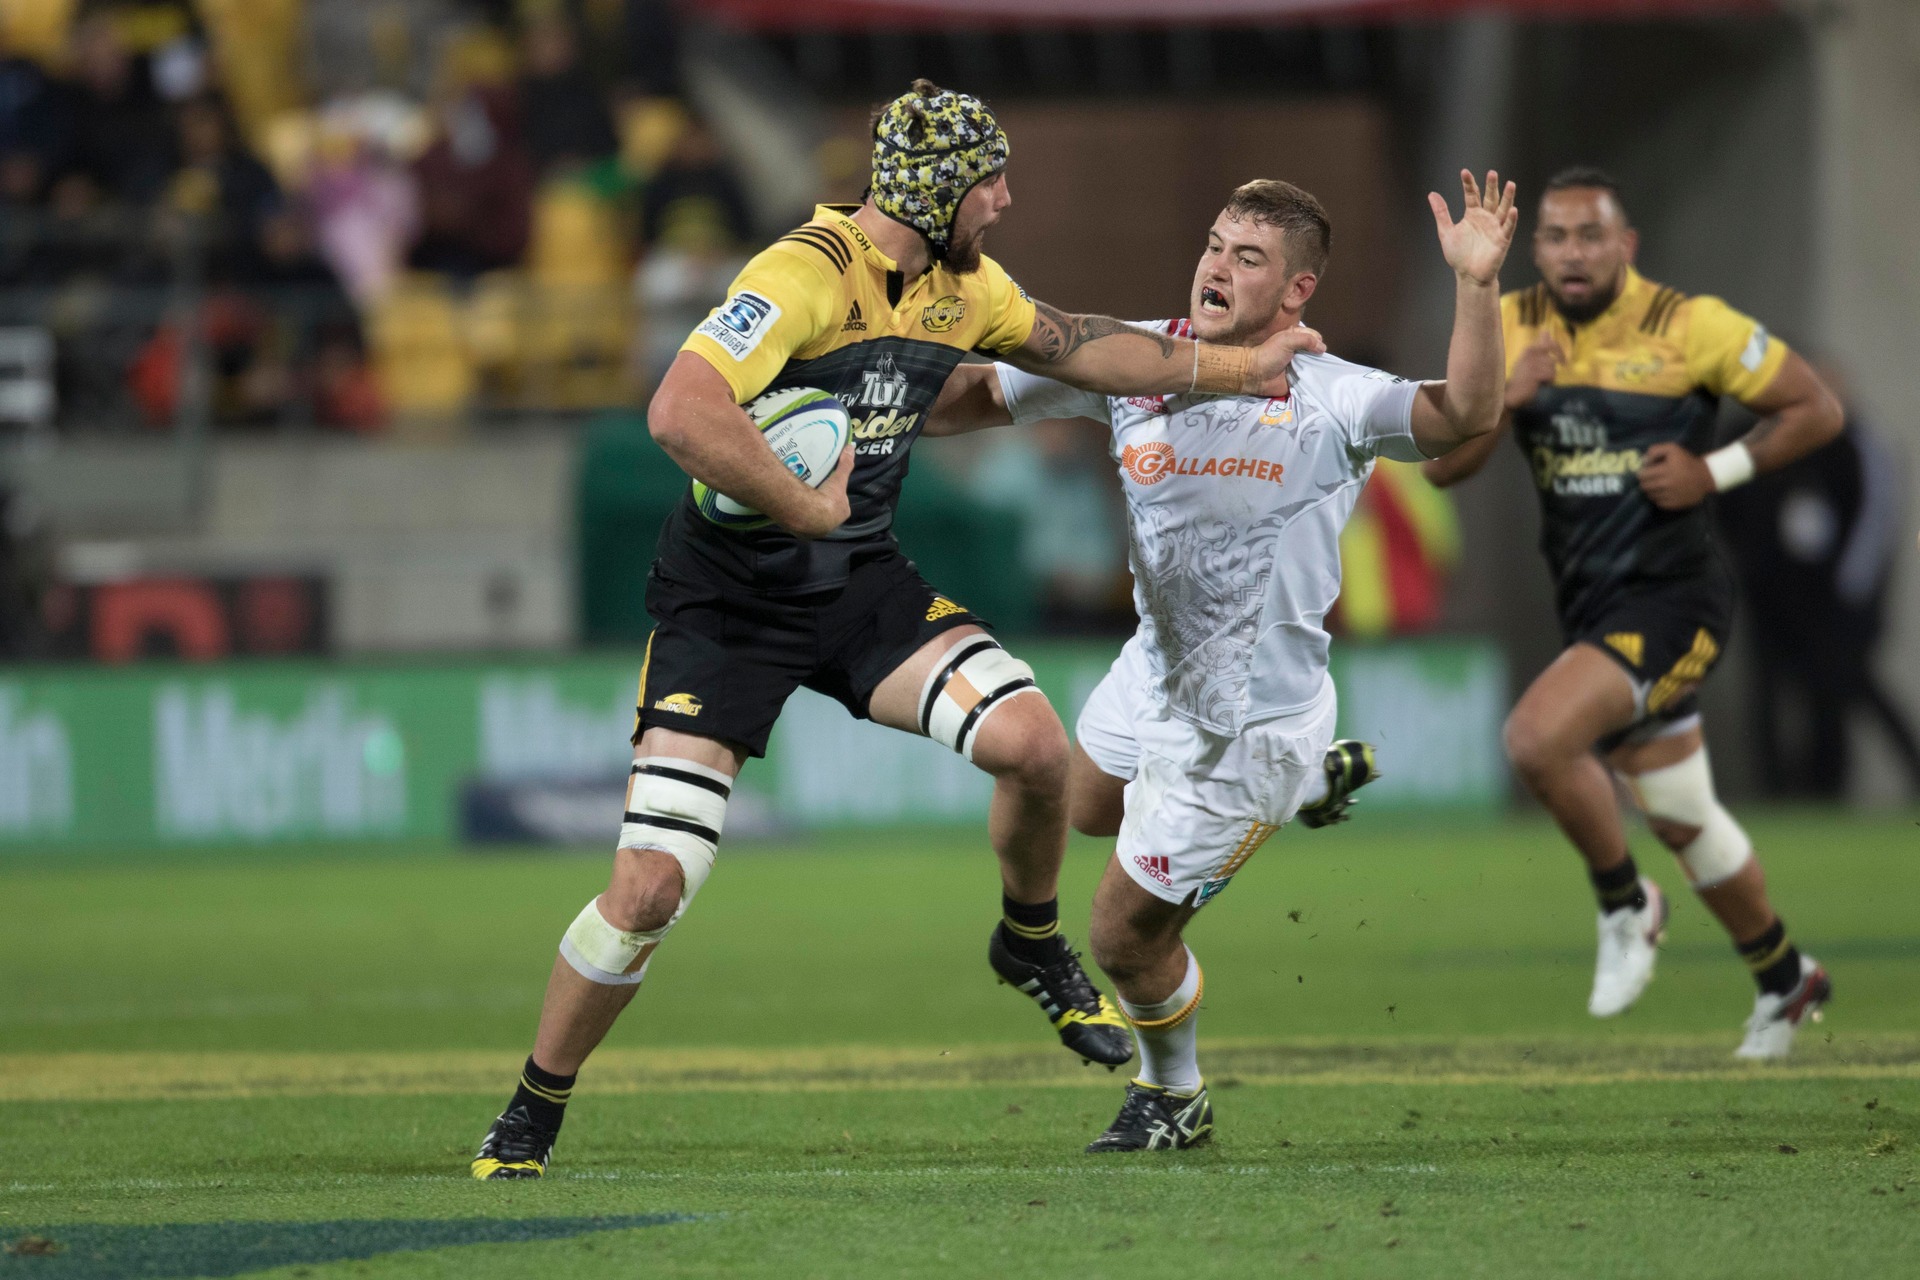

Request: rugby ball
left=693, top=386, right=851, bottom=530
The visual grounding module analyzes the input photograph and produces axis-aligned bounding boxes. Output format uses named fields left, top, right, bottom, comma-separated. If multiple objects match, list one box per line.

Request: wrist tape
left=1704, top=442, right=1756, bottom=492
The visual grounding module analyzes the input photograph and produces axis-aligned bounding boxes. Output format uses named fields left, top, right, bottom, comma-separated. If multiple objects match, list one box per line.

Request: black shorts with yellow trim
left=632, top=548, right=987, bottom=757
left=1564, top=574, right=1734, bottom=753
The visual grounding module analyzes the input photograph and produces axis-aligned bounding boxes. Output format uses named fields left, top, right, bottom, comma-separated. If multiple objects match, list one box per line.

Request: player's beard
left=1551, top=272, right=1623, bottom=325
left=942, top=228, right=985, bottom=274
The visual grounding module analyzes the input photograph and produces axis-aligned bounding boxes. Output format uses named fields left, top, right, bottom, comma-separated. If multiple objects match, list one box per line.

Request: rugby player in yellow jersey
left=468, top=80, right=1324, bottom=1178
left=1425, top=168, right=1844, bottom=1057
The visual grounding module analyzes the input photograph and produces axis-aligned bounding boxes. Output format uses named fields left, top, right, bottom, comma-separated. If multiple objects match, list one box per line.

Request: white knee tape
left=617, top=757, right=728, bottom=904
left=559, top=900, right=657, bottom=986
left=1627, top=747, right=1753, bottom=888
left=560, top=757, right=734, bottom=986
left=917, top=636, right=1040, bottom=761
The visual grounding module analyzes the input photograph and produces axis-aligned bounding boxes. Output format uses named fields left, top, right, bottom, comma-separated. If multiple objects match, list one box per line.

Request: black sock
left=1590, top=856, right=1647, bottom=914
left=1737, top=918, right=1802, bottom=996
left=1000, top=895, right=1061, bottom=960
left=508, top=1056, right=575, bottom=1130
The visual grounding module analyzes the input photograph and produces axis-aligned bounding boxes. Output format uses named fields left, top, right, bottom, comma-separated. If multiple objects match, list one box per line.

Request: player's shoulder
left=1289, top=348, right=1405, bottom=393
left=1629, top=274, right=1694, bottom=339
left=961, top=250, right=1035, bottom=305
left=1664, top=288, right=1758, bottom=340
left=762, top=217, right=860, bottom=280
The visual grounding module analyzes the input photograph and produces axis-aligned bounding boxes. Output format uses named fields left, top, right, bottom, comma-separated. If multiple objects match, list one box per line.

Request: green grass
left=2, top=812, right=1917, bottom=1277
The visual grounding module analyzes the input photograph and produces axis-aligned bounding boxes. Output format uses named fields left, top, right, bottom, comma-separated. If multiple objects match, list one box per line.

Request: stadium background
left=1, top=2, right=1916, bottom=1277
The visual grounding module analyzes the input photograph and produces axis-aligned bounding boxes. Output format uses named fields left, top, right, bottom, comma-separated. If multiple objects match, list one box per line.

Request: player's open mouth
left=1558, top=272, right=1591, bottom=292
left=1200, top=286, right=1229, bottom=315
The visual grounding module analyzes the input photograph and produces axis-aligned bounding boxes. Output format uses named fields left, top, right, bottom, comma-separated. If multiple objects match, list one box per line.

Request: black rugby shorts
left=631, top=549, right=987, bottom=757
left=1566, top=573, right=1734, bottom=750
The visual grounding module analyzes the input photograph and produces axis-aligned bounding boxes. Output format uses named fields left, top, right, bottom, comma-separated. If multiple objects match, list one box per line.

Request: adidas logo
left=1604, top=632, right=1644, bottom=668
left=1133, top=854, right=1173, bottom=888
left=925, top=596, right=966, bottom=622
left=841, top=301, right=867, bottom=332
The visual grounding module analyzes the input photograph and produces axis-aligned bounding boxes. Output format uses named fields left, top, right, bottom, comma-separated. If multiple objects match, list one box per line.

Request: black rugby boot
left=1086, top=1080, right=1214, bottom=1152
left=989, top=924, right=1134, bottom=1068
left=1298, top=739, right=1381, bottom=829
left=471, top=1105, right=558, bottom=1180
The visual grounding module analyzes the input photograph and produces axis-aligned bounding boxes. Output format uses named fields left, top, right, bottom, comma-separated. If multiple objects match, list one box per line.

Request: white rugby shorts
left=1074, top=634, right=1151, bottom=781
left=1113, top=676, right=1337, bottom=909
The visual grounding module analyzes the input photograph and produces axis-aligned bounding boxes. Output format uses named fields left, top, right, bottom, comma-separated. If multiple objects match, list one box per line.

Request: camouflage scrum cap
left=870, top=79, right=1008, bottom=259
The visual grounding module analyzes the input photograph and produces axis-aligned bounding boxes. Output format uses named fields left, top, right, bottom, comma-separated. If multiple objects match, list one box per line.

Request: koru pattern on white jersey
left=998, top=319, right=1426, bottom=734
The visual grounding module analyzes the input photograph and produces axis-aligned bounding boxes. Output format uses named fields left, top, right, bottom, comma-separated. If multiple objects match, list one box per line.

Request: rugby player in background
left=1424, top=168, right=1844, bottom=1057
left=468, top=81, right=1324, bottom=1179
left=928, top=170, right=1517, bottom=1149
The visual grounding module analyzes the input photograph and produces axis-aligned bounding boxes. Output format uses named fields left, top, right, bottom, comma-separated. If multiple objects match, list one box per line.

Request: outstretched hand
left=1430, top=169, right=1518, bottom=287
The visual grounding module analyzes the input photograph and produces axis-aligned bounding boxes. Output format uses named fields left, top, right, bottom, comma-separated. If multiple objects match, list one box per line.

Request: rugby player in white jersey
left=928, top=171, right=1517, bottom=1150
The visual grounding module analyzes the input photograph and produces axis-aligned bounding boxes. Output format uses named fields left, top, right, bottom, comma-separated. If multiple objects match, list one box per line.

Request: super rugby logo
left=694, top=290, right=780, bottom=361
left=1121, top=442, right=1175, bottom=485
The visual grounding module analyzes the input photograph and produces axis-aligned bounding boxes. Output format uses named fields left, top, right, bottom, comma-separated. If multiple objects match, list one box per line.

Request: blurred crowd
left=0, top=0, right=753, bottom=431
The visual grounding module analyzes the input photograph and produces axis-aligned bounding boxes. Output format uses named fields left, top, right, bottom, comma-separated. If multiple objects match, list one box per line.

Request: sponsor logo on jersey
left=695, top=289, right=783, bottom=360
left=926, top=596, right=967, bottom=622
left=1550, top=406, right=1609, bottom=448
left=652, top=693, right=704, bottom=717
left=857, top=352, right=909, bottom=408
left=921, top=294, right=966, bottom=333
left=1532, top=406, right=1638, bottom=495
left=1121, top=441, right=1285, bottom=487
left=694, top=291, right=780, bottom=361
left=1740, top=325, right=1769, bottom=372
left=1121, top=441, right=1176, bottom=485
left=1124, top=396, right=1170, bottom=415
left=1362, top=369, right=1406, bottom=383
left=1134, top=853, right=1174, bottom=888
left=1173, top=455, right=1283, bottom=483
left=850, top=409, right=920, bottom=455
left=850, top=365, right=920, bottom=455
left=1531, top=445, right=1644, bottom=496
left=841, top=301, right=868, bottom=333
left=1258, top=397, right=1293, bottom=427
left=839, top=219, right=875, bottom=253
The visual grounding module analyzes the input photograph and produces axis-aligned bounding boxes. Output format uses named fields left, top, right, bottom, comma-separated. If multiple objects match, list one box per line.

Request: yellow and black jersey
left=1502, top=266, right=1789, bottom=627
left=665, top=203, right=1036, bottom=595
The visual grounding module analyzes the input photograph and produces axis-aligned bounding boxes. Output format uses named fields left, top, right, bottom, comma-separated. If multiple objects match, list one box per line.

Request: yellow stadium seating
left=370, top=274, right=475, bottom=422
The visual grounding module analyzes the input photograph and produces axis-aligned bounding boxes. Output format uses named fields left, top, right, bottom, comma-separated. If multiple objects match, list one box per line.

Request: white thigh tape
left=1627, top=746, right=1752, bottom=888
left=917, top=637, right=1040, bottom=761
left=617, top=756, right=729, bottom=903
left=559, top=900, right=655, bottom=985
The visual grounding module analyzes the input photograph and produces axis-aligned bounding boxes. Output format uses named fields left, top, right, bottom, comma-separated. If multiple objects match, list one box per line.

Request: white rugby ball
left=692, top=386, right=851, bottom=530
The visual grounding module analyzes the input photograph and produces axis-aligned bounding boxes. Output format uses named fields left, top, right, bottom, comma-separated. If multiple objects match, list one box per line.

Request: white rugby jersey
left=997, top=320, right=1427, bottom=734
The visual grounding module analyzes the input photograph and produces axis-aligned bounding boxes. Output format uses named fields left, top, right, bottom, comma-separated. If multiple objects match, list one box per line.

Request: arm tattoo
left=1026, top=299, right=1177, bottom=364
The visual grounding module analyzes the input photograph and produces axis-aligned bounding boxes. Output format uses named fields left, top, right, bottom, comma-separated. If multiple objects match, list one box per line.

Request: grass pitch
left=3, top=812, right=1917, bottom=1277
